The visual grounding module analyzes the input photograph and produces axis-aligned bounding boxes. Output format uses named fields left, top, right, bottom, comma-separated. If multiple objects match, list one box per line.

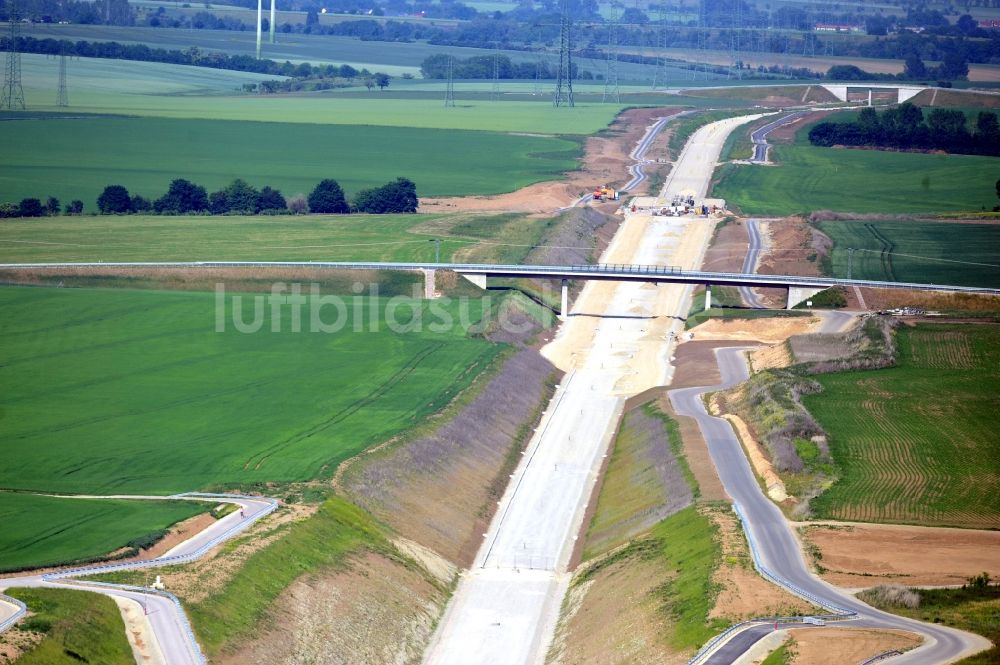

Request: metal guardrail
left=685, top=502, right=857, bottom=665
left=0, top=594, right=27, bottom=633
left=2, top=492, right=278, bottom=665
left=859, top=649, right=904, bottom=665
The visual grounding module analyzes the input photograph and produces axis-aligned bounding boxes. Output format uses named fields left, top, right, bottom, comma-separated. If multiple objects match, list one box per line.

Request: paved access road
left=749, top=111, right=809, bottom=163
left=670, top=348, right=990, bottom=665
left=0, top=493, right=276, bottom=665
left=738, top=219, right=766, bottom=308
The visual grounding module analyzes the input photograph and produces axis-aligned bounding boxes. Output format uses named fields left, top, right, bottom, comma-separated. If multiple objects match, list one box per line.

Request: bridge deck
left=1, top=261, right=997, bottom=296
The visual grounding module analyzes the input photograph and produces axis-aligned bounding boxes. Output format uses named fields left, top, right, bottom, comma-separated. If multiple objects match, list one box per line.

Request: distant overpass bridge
left=6, top=261, right=998, bottom=317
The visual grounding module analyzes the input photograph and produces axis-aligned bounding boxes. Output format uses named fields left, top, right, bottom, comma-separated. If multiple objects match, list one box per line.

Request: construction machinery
left=592, top=185, right=619, bottom=201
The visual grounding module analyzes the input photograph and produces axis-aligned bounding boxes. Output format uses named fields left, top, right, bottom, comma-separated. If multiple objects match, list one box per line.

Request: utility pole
left=553, top=0, right=574, bottom=107
left=2, top=0, right=26, bottom=110
left=56, top=52, right=68, bottom=107
left=444, top=55, right=455, bottom=107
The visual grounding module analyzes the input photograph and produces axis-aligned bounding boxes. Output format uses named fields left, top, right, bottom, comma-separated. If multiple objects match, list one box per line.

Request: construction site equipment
left=592, top=186, right=619, bottom=201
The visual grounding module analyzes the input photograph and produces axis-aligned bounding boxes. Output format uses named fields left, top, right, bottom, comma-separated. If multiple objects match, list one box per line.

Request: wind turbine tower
left=270, top=0, right=276, bottom=43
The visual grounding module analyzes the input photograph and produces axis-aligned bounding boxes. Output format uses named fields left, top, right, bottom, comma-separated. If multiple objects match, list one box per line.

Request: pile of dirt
left=689, top=316, right=821, bottom=344
left=342, top=347, right=560, bottom=566
left=419, top=107, right=681, bottom=214
left=217, top=551, right=446, bottom=665
left=798, top=522, right=1000, bottom=588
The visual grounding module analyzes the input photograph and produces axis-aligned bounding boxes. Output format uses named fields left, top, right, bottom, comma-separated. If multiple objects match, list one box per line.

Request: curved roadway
left=0, top=493, right=277, bottom=665
left=749, top=111, right=809, bottom=163
left=669, top=349, right=989, bottom=664
left=738, top=219, right=766, bottom=308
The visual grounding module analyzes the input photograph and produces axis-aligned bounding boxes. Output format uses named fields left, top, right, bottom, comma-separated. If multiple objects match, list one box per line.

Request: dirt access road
left=423, top=113, right=772, bottom=665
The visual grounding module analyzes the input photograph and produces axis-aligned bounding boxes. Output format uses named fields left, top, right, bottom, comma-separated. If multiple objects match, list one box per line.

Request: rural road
left=739, top=219, right=766, bottom=308
left=749, top=111, right=809, bottom=163
left=0, top=493, right=277, bottom=665
left=670, top=348, right=990, bottom=665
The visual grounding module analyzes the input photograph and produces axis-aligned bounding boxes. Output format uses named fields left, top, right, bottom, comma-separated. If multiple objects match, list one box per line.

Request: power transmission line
left=651, top=3, right=669, bottom=90
left=56, top=52, right=68, bottom=107
left=603, top=4, right=620, bottom=103
left=444, top=55, right=456, bottom=107
left=2, top=0, right=26, bottom=110
left=553, top=0, right=574, bottom=107
left=491, top=43, right=501, bottom=101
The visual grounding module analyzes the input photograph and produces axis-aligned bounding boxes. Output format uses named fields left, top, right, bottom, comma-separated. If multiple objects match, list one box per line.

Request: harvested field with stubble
left=804, top=323, right=1000, bottom=529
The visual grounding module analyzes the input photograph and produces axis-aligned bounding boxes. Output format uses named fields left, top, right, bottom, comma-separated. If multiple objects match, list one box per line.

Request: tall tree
left=97, top=185, right=133, bottom=214
left=258, top=186, right=287, bottom=212
left=155, top=179, right=209, bottom=214
left=308, top=179, right=350, bottom=213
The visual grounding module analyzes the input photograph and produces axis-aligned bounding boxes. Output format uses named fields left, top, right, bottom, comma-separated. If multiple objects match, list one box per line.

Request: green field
left=3, top=588, right=134, bottom=664
left=804, top=324, right=1000, bottom=529
left=0, top=114, right=581, bottom=205
left=18, top=54, right=625, bottom=133
left=0, top=493, right=207, bottom=572
left=713, top=143, right=1000, bottom=215
left=814, top=220, right=1000, bottom=288
left=0, top=285, right=500, bottom=495
left=0, top=212, right=556, bottom=263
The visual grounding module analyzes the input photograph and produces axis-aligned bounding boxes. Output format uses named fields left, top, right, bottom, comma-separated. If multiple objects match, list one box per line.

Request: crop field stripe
left=806, top=324, right=1000, bottom=529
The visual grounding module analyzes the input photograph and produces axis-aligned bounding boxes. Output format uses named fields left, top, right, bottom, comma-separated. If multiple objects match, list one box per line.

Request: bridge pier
left=704, top=284, right=712, bottom=311
left=560, top=279, right=569, bottom=320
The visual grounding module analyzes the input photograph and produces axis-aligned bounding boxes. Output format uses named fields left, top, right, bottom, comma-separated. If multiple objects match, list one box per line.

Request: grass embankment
left=0, top=115, right=582, bottom=205
left=814, top=219, right=1000, bottom=288
left=760, top=642, right=792, bottom=665
left=805, top=323, right=1000, bottom=528
left=713, top=126, right=999, bottom=215
left=0, top=286, right=498, bottom=496
left=0, top=494, right=207, bottom=572
left=859, top=580, right=1000, bottom=665
left=579, top=401, right=727, bottom=650
left=189, top=497, right=394, bottom=655
left=584, top=403, right=697, bottom=558
left=3, top=588, right=134, bottom=664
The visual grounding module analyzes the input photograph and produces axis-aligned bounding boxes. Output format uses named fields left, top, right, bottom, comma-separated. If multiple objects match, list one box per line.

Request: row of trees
left=92, top=177, right=419, bottom=216
left=0, top=197, right=83, bottom=218
left=1, top=36, right=391, bottom=83
left=808, top=104, right=1000, bottom=157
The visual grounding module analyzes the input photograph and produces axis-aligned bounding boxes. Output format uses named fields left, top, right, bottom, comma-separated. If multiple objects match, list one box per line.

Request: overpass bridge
left=6, top=261, right=998, bottom=317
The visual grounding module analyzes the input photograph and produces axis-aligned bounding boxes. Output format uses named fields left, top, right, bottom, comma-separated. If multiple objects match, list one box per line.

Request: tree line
left=2, top=36, right=391, bottom=83
left=1, top=178, right=419, bottom=218
left=808, top=103, right=1000, bottom=157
